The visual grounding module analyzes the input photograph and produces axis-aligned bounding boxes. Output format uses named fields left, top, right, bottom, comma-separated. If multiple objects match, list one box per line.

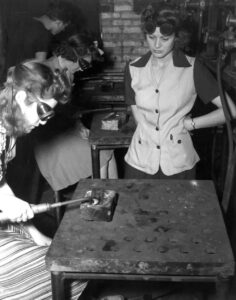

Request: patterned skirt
left=0, top=225, right=87, bottom=300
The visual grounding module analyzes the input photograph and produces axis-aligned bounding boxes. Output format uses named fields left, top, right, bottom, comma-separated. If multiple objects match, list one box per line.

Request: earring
left=15, top=90, right=27, bottom=103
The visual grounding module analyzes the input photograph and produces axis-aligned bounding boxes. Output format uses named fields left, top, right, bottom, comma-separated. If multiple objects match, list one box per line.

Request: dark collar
left=130, top=50, right=191, bottom=68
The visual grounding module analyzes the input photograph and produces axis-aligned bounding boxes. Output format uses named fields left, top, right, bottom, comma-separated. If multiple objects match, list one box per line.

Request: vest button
left=155, top=109, right=159, bottom=114
left=178, top=140, right=182, bottom=144
left=138, top=140, right=141, bottom=144
left=155, top=89, right=159, bottom=93
left=155, top=126, right=159, bottom=131
left=156, top=145, right=160, bottom=149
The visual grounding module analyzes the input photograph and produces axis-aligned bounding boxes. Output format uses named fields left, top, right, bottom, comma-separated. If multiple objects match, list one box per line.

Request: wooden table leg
left=51, top=272, right=65, bottom=300
left=91, top=145, right=100, bottom=178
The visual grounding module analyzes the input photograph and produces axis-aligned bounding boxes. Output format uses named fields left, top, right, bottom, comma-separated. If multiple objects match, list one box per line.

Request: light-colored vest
left=125, top=55, right=200, bottom=175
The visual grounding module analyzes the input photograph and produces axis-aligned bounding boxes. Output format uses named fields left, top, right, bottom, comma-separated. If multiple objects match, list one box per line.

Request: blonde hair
left=0, top=61, right=71, bottom=136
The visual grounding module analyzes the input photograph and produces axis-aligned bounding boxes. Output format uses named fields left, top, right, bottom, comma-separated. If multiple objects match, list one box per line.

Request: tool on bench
left=0, top=189, right=118, bottom=223
left=33, top=197, right=98, bottom=214
left=0, top=196, right=98, bottom=223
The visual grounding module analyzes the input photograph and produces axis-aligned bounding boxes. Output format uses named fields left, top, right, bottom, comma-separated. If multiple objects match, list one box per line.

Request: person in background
left=123, top=1, right=236, bottom=180
left=46, top=33, right=106, bottom=84
left=28, top=1, right=86, bottom=61
left=45, top=33, right=93, bottom=84
left=0, top=60, right=87, bottom=299
left=46, top=1, right=87, bottom=55
left=33, top=35, right=117, bottom=194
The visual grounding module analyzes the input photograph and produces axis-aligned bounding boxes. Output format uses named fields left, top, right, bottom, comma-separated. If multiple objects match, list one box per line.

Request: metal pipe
left=0, top=197, right=95, bottom=223
left=226, top=14, right=236, bottom=27
left=216, top=49, right=234, bottom=213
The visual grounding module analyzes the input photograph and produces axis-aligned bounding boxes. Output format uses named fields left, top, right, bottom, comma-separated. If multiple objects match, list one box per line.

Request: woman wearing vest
left=124, top=1, right=236, bottom=179
left=0, top=61, right=87, bottom=299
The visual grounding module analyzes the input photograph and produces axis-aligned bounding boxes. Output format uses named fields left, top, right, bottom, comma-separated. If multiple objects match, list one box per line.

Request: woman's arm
left=0, top=182, right=34, bottom=222
left=35, top=51, right=47, bottom=62
left=184, top=93, right=236, bottom=131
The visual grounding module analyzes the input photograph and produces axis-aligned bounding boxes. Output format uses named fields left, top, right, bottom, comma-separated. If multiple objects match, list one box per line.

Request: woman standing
left=0, top=61, right=87, bottom=299
left=124, top=2, right=236, bottom=179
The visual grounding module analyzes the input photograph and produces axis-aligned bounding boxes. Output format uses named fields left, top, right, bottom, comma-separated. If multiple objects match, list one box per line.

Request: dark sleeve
left=31, top=23, right=51, bottom=54
left=193, top=58, right=219, bottom=104
left=49, top=25, right=76, bottom=54
left=124, top=63, right=136, bottom=106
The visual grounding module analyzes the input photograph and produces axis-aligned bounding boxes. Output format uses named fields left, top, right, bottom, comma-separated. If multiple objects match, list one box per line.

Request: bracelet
left=191, top=118, right=196, bottom=130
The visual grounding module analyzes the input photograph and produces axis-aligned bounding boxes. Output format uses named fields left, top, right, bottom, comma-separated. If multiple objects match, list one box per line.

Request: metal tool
left=0, top=197, right=96, bottom=223
left=73, top=106, right=128, bottom=118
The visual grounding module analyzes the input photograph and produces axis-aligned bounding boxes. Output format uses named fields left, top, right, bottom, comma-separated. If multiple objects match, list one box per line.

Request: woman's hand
left=80, top=126, right=90, bottom=139
left=0, top=196, right=34, bottom=223
left=76, top=119, right=90, bottom=139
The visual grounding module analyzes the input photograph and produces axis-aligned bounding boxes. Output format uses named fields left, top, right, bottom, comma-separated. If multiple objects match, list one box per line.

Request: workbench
left=89, top=112, right=135, bottom=178
left=45, top=179, right=235, bottom=300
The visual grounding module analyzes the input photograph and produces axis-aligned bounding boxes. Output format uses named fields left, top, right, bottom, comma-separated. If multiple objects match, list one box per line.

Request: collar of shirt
left=45, top=56, right=61, bottom=71
left=130, top=49, right=192, bottom=68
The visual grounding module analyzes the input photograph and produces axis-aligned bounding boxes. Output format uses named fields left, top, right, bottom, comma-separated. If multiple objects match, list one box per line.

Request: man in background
left=26, top=1, right=86, bottom=61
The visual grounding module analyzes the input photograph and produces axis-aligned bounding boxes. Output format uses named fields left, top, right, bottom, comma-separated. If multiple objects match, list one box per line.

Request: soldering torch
left=0, top=196, right=98, bottom=223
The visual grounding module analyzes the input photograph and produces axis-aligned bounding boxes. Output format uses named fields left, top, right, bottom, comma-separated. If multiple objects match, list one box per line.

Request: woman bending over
left=34, top=34, right=117, bottom=193
left=0, top=61, right=87, bottom=299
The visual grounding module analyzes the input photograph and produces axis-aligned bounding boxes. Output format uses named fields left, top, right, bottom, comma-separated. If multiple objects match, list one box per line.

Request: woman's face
left=16, top=91, right=57, bottom=133
left=146, top=27, right=175, bottom=59
left=59, top=53, right=91, bottom=74
left=60, top=58, right=80, bottom=74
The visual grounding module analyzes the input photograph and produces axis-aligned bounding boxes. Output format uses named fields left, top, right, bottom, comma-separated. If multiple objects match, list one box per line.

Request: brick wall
left=100, top=0, right=148, bottom=71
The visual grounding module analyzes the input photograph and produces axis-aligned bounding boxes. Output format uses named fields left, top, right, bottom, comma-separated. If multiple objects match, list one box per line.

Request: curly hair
left=141, top=1, right=194, bottom=52
left=0, top=61, right=71, bottom=136
left=53, top=33, right=91, bottom=62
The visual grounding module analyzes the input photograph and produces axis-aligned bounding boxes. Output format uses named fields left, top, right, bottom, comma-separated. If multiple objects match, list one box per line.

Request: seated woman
left=0, top=61, right=87, bottom=298
left=34, top=34, right=117, bottom=193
